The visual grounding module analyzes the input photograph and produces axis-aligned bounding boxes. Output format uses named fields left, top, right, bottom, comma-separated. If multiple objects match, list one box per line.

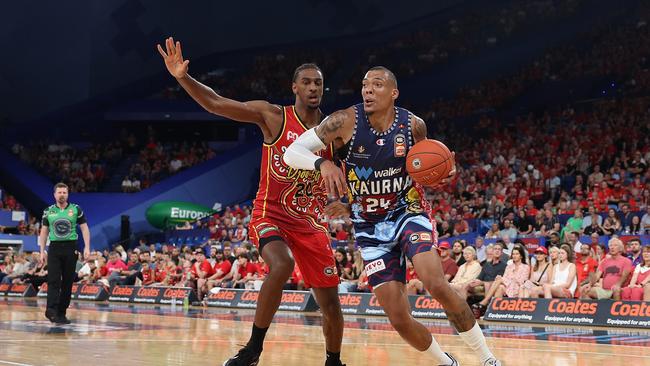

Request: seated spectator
left=437, top=220, right=456, bottom=239
left=624, top=215, right=643, bottom=235
left=285, top=264, right=305, bottom=291
left=627, top=238, right=643, bottom=267
left=514, top=209, right=533, bottom=236
left=356, top=270, right=371, bottom=293
left=472, top=245, right=529, bottom=316
left=1, top=253, right=28, bottom=284
left=583, top=214, right=605, bottom=236
left=560, top=209, right=583, bottom=242
left=485, top=223, right=500, bottom=239
left=335, top=248, right=356, bottom=293
left=580, top=238, right=633, bottom=300
left=109, top=252, right=142, bottom=287
left=602, top=208, right=622, bottom=235
left=543, top=247, right=577, bottom=298
left=461, top=242, right=507, bottom=300
left=232, top=253, right=258, bottom=289
left=499, top=219, right=518, bottom=241
left=474, top=237, right=487, bottom=263
left=77, top=259, right=98, bottom=284
left=575, top=243, right=599, bottom=297
left=621, top=246, right=650, bottom=301
left=204, top=249, right=233, bottom=292
left=138, top=262, right=156, bottom=286
left=521, top=246, right=552, bottom=298
left=450, top=240, right=466, bottom=267
left=190, top=251, right=214, bottom=297
left=406, top=259, right=423, bottom=295
left=105, top=251, right=128, bottom=286
left=641, top=206, right=650, bottom=233
left=450, top=247, right=481, bottom=295
left=438, top=242, right=458, bottom=282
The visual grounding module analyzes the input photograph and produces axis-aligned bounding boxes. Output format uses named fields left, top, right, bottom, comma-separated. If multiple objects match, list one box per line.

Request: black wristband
left=314, top=158, right=326, bottom=171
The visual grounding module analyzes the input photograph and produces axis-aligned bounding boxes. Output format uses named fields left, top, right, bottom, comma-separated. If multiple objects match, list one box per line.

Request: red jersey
left=251, top=106, right=333, bottom=233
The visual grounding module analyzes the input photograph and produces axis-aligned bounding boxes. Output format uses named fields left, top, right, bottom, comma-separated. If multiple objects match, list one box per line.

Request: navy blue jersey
left=343, top=104, right=432, bottom=253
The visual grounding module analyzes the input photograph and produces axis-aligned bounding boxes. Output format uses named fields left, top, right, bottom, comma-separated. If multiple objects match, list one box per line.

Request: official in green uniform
left=38, top=183, right=90, bottom=324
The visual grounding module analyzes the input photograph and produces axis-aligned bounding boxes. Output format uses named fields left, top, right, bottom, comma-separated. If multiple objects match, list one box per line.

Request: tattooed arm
left=283, top=107, right=355, bottom=198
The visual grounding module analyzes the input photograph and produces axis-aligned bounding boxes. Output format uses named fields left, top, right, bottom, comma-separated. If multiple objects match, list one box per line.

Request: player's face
left=361, top=70, right=398, bottom=115
left=54, top=188, right=68, bottom=204
left=292, top=69, right=323, bottom=109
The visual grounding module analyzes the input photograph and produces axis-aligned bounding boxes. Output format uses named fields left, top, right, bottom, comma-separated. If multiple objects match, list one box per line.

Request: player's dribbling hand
left=157, top=37, right=189, bottom=79
left=324, top=201, right=351, bottom=218
left=320, top=160, right=347, bottom=199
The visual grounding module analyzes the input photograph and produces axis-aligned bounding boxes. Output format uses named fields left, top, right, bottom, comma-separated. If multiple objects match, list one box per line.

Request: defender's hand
left=320, top=160, right=347, bottom=199
left=157, top=37, right=190, bottom=79
left=325, top=201, right=351, bottom=218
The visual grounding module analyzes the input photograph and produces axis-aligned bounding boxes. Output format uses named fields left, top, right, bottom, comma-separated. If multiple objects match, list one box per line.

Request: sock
left=246, top=324, right=268, bottom=352
left=325, top=351, right=341, bottom=365
left=457, top=322, right=495, bottom=363
left=425, top=336, right=453, bottom=365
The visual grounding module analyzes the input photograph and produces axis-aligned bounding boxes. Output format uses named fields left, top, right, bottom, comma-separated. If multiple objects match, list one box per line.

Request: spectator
left=484, top=223, right=500, bottom=239
left=406, top=259, right=424, bottom=295
left=581, top=207, right=602, bottom=230
left=626, top=239, right=643, bottom=267
left=522, top=246, right=552, bottom=298
left=105, top=252, right=128, bottom=287
left=580, top=238, right=633, bottom=300
left=543, top=247, right=577, bottom=298
left=473, top=245, right=529, bottom=317
left=450, top=240, right=466, bottom=267
left=232, top=253, right=258, bottom=289
left=1, top=254, right=29, bottom=284
left=138, top=262, right=156, bottom=286
left=621, top=246, right=650, bottom=301
left=624, top=215, right=643, bottom=235
left=438, top=241, right=459, bottom=282
left=602, top=208, right=622, bottom=235
left=641, top=207, right=650, bottom=233
left=499, top=219, right=518, bottom=241
left=514, top=209, right=532, bottom=236
left=567, top=232, right=583, bottom=256
left=561, top=209, right=583, bottom=242
left=474, top=237, right=487, bottom=263
left=462, top=242, right=507, bottom=300
left=575, top=243, right=599, bottom=298
left=450, top=246, right=481, bottom=296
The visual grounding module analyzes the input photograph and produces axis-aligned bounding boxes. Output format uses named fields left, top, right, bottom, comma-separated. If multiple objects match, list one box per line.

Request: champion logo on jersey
left=376, top=139, right=385, bottom=146
left=357, top=145, right=366, bottom=153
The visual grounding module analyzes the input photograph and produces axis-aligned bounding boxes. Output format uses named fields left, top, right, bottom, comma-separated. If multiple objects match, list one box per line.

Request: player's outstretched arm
left=157, top=37, right=280, bottom=127
left=283, top=108, right=354, bottom=198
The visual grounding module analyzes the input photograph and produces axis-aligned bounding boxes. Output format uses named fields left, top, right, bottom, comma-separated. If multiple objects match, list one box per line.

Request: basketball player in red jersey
left=157, top=37, right=345, bottom=366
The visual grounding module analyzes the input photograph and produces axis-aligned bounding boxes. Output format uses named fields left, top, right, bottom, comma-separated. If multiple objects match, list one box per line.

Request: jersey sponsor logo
left=373, top=167, right=402, bottom=178
left=409, top=231, right=432, bottom=243
left=354, top=167, right=374, bottom=180
left=394, top=133, right=406, bottom=157
left=53, top=218, right=72, bottom=238
left=365, top=258, right=386, bottom=276
left=67, top=209, right=74, bottom=217
left=376, top=139, right=385, bottom=146
left=286, top=131, right=300, bottom=141
left=348, top=175, right=413, bottom=196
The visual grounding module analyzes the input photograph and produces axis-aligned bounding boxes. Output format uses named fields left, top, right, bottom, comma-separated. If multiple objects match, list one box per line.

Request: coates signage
left=205, top=289, right=316, bottom=311
left=108, top=286, right=196, bottom=305
left=4, top=284, right=37, bottom=297
left=409, top=295, right=447, bottom=318
left=72, top=284, right=109, bottom=301
left=338, top=293, right=448, bottom=319
left=145, top=201, right=213, bottom=229
left=484, top=298, right=650, bottom=329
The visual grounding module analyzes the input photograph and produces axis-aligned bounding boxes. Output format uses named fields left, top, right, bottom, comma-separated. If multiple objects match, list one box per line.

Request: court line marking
left=0, top=360, right=35, bottom=366
left=2, top=338, right=649, bottom=358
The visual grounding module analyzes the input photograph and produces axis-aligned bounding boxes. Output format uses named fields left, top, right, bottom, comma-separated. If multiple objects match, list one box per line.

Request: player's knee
left=269, top=257, right=294, bottom=278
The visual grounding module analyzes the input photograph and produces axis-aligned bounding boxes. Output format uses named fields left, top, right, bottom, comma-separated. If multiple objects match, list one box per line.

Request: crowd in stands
left=10, top=131, right=216, bottom=193
left=0, top=186, right=38, bottom=236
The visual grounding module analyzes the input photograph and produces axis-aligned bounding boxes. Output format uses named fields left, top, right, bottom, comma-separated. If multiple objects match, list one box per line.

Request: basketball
left=406, top=139, right=455, bottom=186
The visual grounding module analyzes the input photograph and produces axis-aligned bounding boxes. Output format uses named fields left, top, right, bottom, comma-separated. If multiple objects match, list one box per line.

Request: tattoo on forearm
left=317, top=111, right=346, bottom=143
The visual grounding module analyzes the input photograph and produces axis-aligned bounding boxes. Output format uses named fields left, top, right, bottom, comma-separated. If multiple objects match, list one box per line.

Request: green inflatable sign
left=145, top=201, right=213, bottom=229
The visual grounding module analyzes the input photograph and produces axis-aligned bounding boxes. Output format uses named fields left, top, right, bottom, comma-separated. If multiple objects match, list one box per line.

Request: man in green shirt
left=39, top=182, right=90, bottom=324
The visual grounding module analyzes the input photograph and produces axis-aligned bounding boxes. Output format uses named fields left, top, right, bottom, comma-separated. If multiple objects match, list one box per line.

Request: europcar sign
left=145, top=201, right=213, bottom=229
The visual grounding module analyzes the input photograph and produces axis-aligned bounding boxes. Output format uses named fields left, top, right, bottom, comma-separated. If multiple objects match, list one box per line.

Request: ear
left=391, top=88, right=399, bottom=101
left=292, top=82, right=298, bottom=95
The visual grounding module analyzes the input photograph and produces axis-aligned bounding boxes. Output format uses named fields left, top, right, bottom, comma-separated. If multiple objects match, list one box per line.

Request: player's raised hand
left=157, top=37, right=189, bottom=79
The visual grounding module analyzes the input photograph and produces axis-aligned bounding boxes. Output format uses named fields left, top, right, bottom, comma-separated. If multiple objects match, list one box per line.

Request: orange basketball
left=406, top=139, right=455, bottom=186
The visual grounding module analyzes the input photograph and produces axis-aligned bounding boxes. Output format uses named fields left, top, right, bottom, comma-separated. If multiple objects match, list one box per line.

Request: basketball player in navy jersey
left=284, top=66, right=502, bottom=366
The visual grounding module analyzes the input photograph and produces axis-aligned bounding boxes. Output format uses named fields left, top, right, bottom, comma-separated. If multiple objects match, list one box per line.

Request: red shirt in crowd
left=213, top=260, right=232, bottom=280
left=238, top=262, right=258, bottom=279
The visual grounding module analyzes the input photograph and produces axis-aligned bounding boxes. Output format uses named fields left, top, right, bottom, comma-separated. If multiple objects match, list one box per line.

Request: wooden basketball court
left=0, top=298, right=649, bottom=366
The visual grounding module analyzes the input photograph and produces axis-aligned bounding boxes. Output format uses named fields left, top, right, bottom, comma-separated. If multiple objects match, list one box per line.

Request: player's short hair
left=54, top=182, right=68, bottom=192
left=292, top=63, right=323, bottom=82
left=367, top=66, right=398, bottom=88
